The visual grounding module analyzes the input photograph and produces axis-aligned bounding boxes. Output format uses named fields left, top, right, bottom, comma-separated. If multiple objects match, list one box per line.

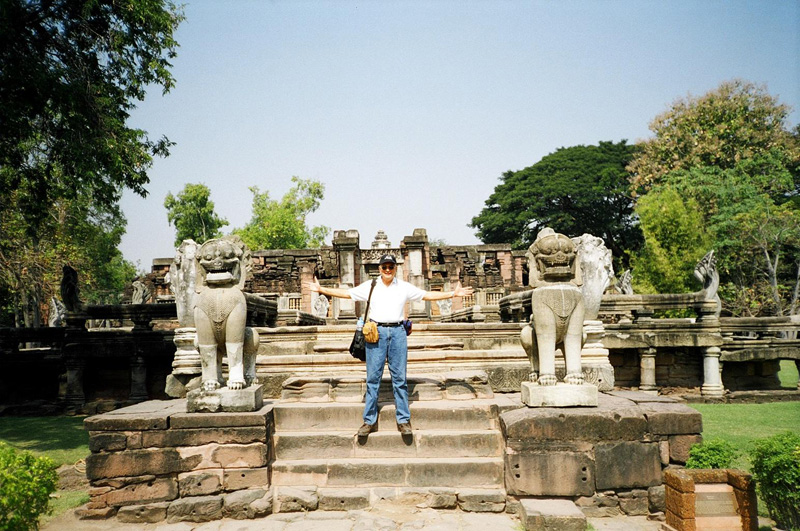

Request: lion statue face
left=196, top=236, right=251, bottom=290
left=532, top=232, right=577, bottom=282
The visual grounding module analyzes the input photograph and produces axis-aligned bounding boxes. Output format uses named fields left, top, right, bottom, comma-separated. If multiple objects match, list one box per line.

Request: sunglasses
left=380, top=264, right=395, bottom=271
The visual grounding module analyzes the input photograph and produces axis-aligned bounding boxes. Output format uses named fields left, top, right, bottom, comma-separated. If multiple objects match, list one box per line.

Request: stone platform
left=186, top=384, right=264, bottom=413
left=502, top=390, right=702, bottom=517
left=521, top=381, right=598, bottom=407
left=80, top=383, right=703, bottom=527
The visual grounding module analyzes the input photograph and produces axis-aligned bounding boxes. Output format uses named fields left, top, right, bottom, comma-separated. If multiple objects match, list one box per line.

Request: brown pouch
left=363, top=321, right=379, bottom=343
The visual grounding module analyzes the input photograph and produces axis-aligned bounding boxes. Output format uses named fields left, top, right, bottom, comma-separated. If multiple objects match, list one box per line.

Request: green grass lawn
left=778, top=359, right=799, bottom=389
left=0, top=415, right=90, bottom=523
left=0, top=415, right=88, bottom=467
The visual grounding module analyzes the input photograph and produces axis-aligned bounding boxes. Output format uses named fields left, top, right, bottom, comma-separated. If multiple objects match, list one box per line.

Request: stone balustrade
left=439, top=305, right=500, bottom=323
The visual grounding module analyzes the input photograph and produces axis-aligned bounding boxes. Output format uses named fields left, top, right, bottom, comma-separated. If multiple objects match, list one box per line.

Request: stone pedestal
left=172, top=327, right=200, bottom=374
left=521, top=382, right=598, bottom=407
left=187, top=385, right=264, bottom=413
left=165, top=327, right=202, bottom=399
left=581, top=320, right=615, bottom=391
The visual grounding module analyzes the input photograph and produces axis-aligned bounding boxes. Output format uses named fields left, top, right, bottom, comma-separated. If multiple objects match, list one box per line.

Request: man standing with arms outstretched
left=307, top=254, right=474, bottom=436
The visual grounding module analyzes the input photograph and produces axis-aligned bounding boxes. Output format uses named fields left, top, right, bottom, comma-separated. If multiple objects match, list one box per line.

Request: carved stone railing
left=276, top=309, right=326, bottom=326
left=0, top=326, right=66, bottom=352
left=84, top=303, right=178, bottom=330
left=439, top=305, right=501, bottom=323
left=0, top=296, right=279, bottom=408
left=598, top=293, right=720, bottom=323
left=719, top=316, right=800, bottom=363
left=244, top=293, right=278, bottom=327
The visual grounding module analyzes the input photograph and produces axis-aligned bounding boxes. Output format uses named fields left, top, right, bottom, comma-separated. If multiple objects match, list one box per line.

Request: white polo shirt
left=349, top=277, right=426, bottom=323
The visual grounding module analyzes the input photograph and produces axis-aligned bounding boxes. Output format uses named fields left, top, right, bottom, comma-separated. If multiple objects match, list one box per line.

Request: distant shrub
left=685, top=438, right=738, bottom=469
left=750, top=432, right=800, bottom=531
left=0, top=442, right=59, bottom=530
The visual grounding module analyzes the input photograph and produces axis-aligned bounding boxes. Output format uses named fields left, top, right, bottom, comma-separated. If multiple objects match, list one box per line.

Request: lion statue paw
left=538, top=373, right=558, bottom=386
left=227, top=379, right=246, bottom=391
left=564, top=372, right=585, bottom=385
left=202, top=379, right=221, bottom=392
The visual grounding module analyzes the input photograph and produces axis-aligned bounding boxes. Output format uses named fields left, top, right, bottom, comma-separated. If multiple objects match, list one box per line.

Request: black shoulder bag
left=349, top=279, right=376, bottom=362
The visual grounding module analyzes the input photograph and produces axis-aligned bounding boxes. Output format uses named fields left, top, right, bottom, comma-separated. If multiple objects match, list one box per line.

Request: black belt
left=372, top=321, right=403, bottom=327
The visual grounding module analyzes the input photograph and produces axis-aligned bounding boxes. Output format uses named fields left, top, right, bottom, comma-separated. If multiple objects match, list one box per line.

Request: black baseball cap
left=379, top=254, right=397, bottom=266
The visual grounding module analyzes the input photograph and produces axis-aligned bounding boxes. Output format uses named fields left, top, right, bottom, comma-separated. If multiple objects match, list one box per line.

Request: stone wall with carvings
left=148, top=230, right=529, bottom=318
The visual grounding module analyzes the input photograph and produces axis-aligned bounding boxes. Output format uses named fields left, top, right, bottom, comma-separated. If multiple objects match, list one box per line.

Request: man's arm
left=306, top=276, right=353, bottom=299
left=422, top=282, right=474, bottom=301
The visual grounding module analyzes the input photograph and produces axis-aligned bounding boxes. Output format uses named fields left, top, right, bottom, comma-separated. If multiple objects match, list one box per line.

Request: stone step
left=272, top=486, right=508, bottom=513
left=271, top=457, right=505, bottom=488
left=273, top=399, right=505, bottom=432
left=279, top=370, right=494, bottom=402
left=273, top=429, right=504, bottom=460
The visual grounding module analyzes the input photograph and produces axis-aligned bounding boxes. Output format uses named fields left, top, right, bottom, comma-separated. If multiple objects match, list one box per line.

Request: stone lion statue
left=521, top=228, right=585, bottom=386
left=194, top=235, right=259, bottom=391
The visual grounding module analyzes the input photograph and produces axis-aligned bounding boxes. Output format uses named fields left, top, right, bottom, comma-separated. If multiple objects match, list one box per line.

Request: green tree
left=0, top=191, right=137, bottom=326
left=164, top=183, right=229, bottom=246
left=470, top=141, right=641, bottom=264
left=0, top=0, right=182, bottom=325
left=628, top=80, right=800, bottom=313
left=235, top=177, right=330, bottom=250
left=628, top=80, right=800, bottom=192
left=0, top=0, right=184, bottom=231
left=630, top=186, right=713, bottom=294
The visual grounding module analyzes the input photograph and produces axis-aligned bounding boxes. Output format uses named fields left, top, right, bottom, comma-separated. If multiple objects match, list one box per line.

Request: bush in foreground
left=685, top=438, right=738, bottom=469
left=0, top=442, right=59, bottom=531
left=750, top=432, right=800, bottom=531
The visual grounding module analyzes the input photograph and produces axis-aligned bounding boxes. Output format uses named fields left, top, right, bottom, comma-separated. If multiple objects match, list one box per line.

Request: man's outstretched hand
left=453, top=282, right=474, bottom=297
left=306, top=276, right=321, bottom=293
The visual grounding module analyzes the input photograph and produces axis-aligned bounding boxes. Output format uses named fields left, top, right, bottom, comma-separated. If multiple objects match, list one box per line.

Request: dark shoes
left=357, top=422, right=377, bottom=437
left=357, top=422, right=412, bottom=436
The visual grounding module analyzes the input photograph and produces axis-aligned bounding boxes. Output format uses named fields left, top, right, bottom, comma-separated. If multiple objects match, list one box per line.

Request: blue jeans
left=363, top=324, right=410, bottom=425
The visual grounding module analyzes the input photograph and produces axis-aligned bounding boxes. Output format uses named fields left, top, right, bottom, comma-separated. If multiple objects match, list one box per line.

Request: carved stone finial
left=48, top=297, right=66, bottom=327
left=616, top=270, right=634, bottom=295
left=572, top=234, right=613, bottom=320
left=312, top=293, right=330, bottom=319
left=371, top=230, right=392, bottom=249
left=170, top=239, right=199, bottom=327
left=60, top=265, right=83, bottom=312
left=131, top=277, right=151, bottom=304
left=695, top=250, right=720, bottom=316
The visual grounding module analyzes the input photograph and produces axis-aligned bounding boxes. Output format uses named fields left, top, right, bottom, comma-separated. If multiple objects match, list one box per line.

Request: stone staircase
left=269, top=371, right=516, bottom=512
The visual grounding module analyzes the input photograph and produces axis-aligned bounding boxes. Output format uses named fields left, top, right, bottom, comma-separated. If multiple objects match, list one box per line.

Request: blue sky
left=121, top=0, right=800, bottom=268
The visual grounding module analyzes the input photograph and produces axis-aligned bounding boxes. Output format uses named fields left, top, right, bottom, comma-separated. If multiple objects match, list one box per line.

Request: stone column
left=129, top=355, right=148, bottom=402
left=62, top=312, right=88, bottom=408
left=333, top=230, right=360, bottom=321
left=638, top=347, right=658, bottom=393
left=402, top=229, right=430, bottom=320
left=298, top=260, right=315, bottom=314
left=701, top=346, right=725, bottom=397
left=64, top=356, right=86, bottom=407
